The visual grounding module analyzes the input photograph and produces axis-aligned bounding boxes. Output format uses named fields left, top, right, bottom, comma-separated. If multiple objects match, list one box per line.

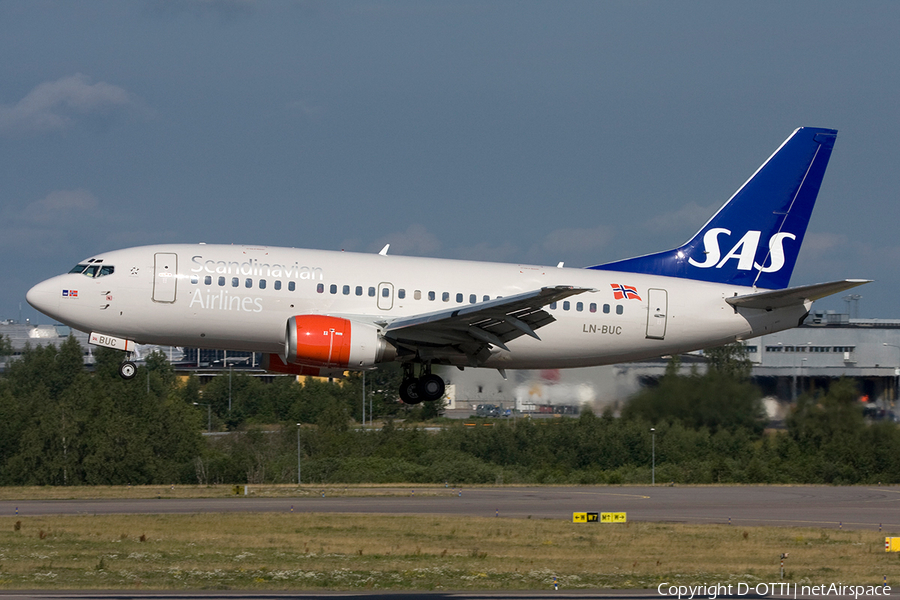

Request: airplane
left=26, top=127, right=868, bottom=404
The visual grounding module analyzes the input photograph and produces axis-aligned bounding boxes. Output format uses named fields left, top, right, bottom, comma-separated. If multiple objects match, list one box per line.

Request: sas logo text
left=688, top=229, right=795, bottom=273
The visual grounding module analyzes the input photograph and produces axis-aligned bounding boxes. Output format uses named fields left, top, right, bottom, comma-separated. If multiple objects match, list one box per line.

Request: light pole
left=883, top=343, right=900, bottom=404
left=801, top=358, right=808, bottom=397
left=193, top=402, right=211, bottom=433
left=296, top=423, right=302, bottom=486
left=650, top=427, right=655, bottom=485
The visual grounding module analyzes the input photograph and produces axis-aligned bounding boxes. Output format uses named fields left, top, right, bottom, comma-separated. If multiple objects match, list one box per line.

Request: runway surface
left=1, top=592, right=888, bottom=600
left=2, top=486, right=900, bottom=530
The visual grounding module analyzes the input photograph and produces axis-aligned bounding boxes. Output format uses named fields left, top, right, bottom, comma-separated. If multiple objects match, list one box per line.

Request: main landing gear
left=399, top=363, right=445, bottom=405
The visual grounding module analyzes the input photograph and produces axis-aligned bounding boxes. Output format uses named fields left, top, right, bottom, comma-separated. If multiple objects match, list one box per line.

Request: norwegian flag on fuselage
left=610, top=283, right=641, bottom=301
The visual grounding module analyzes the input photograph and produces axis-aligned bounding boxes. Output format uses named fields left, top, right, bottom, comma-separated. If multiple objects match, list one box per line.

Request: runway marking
left=570, top=491, right=651, bottom=499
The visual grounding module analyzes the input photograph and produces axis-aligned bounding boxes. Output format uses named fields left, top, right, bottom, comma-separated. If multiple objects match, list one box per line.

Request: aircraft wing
left=383, top=286, right=593, bottom=365
left=726, top=279, right=871, bottom=311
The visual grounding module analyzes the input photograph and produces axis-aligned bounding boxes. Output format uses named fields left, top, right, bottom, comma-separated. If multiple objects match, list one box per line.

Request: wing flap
left=384, top=285, right=592, bottom=364
left=726, top=279, right=871, bottom=310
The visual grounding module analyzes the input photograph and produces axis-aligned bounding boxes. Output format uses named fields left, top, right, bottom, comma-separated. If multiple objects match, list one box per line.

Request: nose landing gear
left=399, top=363, right=445, bottom=405
left=119, top=360, right=137, bottom=379
left=118, top=352, right=137, bottom=380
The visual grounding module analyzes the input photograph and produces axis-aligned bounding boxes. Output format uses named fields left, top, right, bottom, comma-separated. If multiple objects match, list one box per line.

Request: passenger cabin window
left=589, top=303, right=597, bottom=313
left=356, top=286, right=363, bottom=296
left=274, top=281, right=282, bottom=290
left=330, top=284, right=337, bottom=294
left=190, top=275, right=199, bottom=284
left=245, top=278, right=252, bottom=288
left=205, top=275, right=212, bottom=285
left=368, top=287, right=376, bottom=297
left=343, top=285, right=350, bottom=295
left=456, top=293, right=463, bottom=303
left=259, top=279, right=267, bottom=289
left=317, top=283, right=325, bottom=293
left=288, top=282, right=296, bottom=291
left=398, top=289, right=406, bottom=299
left=382, top=288, right=390, bottom=297
left=231, top=277, right=239, bottom=287
left=550, top=302, right=557, bottom=310
left=414, top=290, right=422, bottom=300
left=218, top=276, right=226, bottom=287
left=603, top=304, right=610, bottom=314
left=616, top=305, right=623, bottom=315
left=576, top=302, right=583, bottom=312
left=563, top=301, right=570, bottom=311
left=483, top=295, right=490, bottom=302
left=469, top=294, right=476, bottom=304
left=428, top=291, right=435, bottom=301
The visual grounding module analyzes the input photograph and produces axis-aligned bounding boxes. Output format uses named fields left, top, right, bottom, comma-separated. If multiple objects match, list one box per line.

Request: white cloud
left=0, top=74, right=142, bottom=135
left=530, top=225, right=613, bottom=258
left=371, top=223, right=442, bottom=256
left=21, top=189, right=99, bottom=224
left=453, top=241, right=520, bottom=263
left=0, top=189, right=103, bottom=257
left=643, top=201, right=720, bottom=236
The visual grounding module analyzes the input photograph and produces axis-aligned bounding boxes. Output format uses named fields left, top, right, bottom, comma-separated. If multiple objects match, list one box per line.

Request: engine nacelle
left=261, top=353, right=346, bottom=378
left=282, top=315, right=395, bottom=369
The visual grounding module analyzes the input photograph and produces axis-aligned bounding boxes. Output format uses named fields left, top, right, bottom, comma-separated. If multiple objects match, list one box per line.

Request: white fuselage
left=26, top=243, right=809, bottom=370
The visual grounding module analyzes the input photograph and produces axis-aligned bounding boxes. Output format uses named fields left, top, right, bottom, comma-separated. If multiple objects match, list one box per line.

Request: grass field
left=1, top=511, right=897, bottom=590
left=0, top=484, right=460, bottom=501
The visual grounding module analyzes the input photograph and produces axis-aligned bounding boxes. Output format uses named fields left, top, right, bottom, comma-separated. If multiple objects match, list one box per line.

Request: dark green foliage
left=0, top=339, right=202, bottom=485
left=3, top=338, right=900, bottom=486
left=0, top=334, right=12, bottom=357
left=622, top=347, right=765, bottom=434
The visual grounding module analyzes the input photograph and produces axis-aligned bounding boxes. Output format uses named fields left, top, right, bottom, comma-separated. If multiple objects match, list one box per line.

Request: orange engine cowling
left=282, top=315, right=394, bottom=369
left=262, top=353, right=345, bottom=378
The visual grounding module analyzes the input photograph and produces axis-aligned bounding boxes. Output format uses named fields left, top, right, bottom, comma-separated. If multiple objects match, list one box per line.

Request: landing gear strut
left=399, top=364, right=445, bottom=405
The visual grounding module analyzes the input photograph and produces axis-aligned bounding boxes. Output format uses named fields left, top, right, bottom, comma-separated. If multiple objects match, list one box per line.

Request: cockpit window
left=69, top=263, right=115, bottom=278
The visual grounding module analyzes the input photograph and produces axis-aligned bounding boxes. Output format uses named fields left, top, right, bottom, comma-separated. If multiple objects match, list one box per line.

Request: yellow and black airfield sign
left=572, top=512, right=599, bottom=523
left=600, top=512, right=627, bottom=523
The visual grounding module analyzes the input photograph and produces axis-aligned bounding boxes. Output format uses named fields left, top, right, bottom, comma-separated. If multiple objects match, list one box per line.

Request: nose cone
left=26, top=278, right=61, bottom=320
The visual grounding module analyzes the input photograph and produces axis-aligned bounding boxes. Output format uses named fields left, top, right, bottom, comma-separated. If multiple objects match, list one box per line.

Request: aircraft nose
left=26, top=278, right=60, bottom=319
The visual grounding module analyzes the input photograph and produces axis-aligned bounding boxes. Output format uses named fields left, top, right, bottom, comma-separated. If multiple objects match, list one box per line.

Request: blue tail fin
left=590, top=127, right=837, bottom=289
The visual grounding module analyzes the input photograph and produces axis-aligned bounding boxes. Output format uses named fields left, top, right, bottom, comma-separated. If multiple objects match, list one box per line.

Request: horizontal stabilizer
left=726, top=279, right=871, bottom=310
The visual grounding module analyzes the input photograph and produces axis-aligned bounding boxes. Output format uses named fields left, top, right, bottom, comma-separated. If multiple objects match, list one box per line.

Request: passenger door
left=153, top=253, right=178, bottom=303
left=645, top=288, right=667, bottom=339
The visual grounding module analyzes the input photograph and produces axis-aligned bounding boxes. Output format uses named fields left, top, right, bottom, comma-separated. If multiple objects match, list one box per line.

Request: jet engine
left=282, top=315, right=395, bottom=369
left=262, top=353, right=346, bottom=378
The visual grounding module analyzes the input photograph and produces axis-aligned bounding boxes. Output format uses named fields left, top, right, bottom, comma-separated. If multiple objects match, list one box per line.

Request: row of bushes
left=1, top=336, right=898, bottom=485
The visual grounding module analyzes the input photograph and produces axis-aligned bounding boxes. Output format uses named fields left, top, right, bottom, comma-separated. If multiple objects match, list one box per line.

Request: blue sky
left=2, top=0, right=899, bottom=320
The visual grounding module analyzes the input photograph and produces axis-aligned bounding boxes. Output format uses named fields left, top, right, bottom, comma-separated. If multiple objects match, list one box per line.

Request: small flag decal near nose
left=610, top=284, right=641, bottom=301
left=62, top=289, right=78, bottom=298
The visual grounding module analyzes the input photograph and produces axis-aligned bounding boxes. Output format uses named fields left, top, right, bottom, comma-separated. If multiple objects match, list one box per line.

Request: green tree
left=622, top=348, right=764, bottom=434
left=0, top=334, right=12, bottom=357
